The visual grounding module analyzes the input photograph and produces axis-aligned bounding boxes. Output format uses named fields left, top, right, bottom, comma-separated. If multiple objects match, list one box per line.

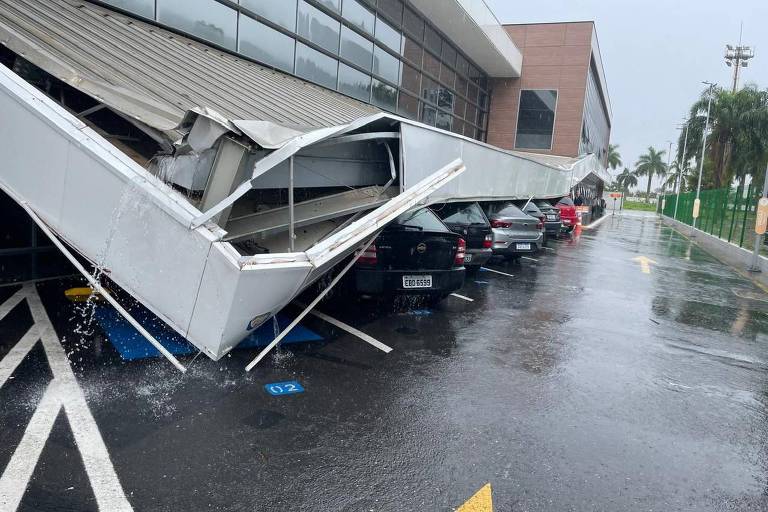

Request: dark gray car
left=488, top=203, right=544, bottom=258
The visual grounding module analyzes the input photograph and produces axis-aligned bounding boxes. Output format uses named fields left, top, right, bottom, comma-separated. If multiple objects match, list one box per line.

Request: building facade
left=98, top=0, right=521, bottom=142
left=486, top=22, right=612, bottom=166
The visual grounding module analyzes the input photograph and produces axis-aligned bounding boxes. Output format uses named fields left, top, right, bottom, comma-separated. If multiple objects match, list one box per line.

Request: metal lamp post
left=673, top=119, right=690, bottom=220
left=692, top=82, right=715, bottom=236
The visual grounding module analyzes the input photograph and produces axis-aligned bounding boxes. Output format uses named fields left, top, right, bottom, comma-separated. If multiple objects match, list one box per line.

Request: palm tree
left=607, top=144, right=622, bottom=171
left=635, top=147, right=667, bottom=203
left=615, top=167, right=637, bottom=192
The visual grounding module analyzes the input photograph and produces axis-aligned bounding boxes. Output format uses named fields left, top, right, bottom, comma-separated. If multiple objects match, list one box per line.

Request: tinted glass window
left=516, top=90, right=557, bottom=150
left=421, top=105, right=437, bottom=126
left=402, top=7, right=424, bottom=39
left=338, top=63, right=371, bottom=102
left=454, top=75, right=468, bottom=97
left=557, top=197, right=575, bottom=206
left=436, top=203, right=486, bottom=224
left=497, top=204, right=525, bottom=217
left=441, top=43, right=457, bottom=68
left=341, top=0, right=374, bottom=34
left=439, top=65, right=455, bottom=89
left=455, top=54, right=469, bottom=76
left=295, top=42, right=338, bottom=88
left=437, top=88, right=454, bottom=111
left=423, top=51, right=440, bottom=78
left=378, top=0, right=403, bottom=24
left=375, top=17, right=402, bottom=53
left=297, top=1, right=340, bottom=54
left=373, top=45, right=399, bottom=83
left=436, top=112, right=452, bottom=131
left=371, top=79, right=397, bottom=111
left=316, top=0, right=340, bottom=12
left=421, top=77, right=439, bottom=104
left=340, top=26, right=373, bottom=70
left=102, top=0, right=154, bottom=18
left=424, top=24, right=441, bottom=54
left=402, top=36, right=422, bottom=67
left=401, top=64, right=420, bottom=94
left=157, top=0, right=237, bottom=50
left=238, top=16, right=295, bottom=72
left=241, top=0, right=297, bottom=30
left=398, top=92, right=419, bottom=118
left=452, top=119, right=465, bottom=136
left=392, top=208, right=447, bottom=232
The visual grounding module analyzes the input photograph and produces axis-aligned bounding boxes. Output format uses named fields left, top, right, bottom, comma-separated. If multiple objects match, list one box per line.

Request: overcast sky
left=485, top=0, right=768, bottom=181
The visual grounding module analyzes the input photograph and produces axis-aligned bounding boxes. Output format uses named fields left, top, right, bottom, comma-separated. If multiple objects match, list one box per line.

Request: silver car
left=488, top=203, right=544, bottom=258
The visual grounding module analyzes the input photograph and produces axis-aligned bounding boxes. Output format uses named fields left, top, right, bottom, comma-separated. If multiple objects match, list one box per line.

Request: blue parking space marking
left=264, top=381, right=304, bottom=396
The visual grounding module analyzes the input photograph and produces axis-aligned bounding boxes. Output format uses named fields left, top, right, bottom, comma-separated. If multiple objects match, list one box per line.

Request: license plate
left=516, top=243, right=531, bottom=250
left=464, top=254, right=473, bottom=263
left=402, top=275, right=432, bottom=288
left=546, top=215, right=557, bottom=221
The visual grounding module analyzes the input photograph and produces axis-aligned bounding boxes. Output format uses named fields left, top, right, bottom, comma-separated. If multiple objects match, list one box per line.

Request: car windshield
left=435, top=203, right=487, bottom=225
left=557, top=197, right=575, bottom=206
left=391, top=208, right=448, bottom=232
left=497, top=204, right=525, bottom=217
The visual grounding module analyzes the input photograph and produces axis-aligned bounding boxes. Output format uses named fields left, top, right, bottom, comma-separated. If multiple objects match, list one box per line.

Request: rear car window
left=497, top=204, right=525, bottom=217
left=557, top=197, right=575, bottom=206
left=523, top=202, right=542, bottom=214
left=535, top=201, right=554, bottom=209
left=435, top=203, right=487, bottom=224
left=392, top=208, right=449, bottom=231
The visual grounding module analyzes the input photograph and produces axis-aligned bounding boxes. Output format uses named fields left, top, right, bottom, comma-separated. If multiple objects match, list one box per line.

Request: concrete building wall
left=486, top=22, right=595, bottom=157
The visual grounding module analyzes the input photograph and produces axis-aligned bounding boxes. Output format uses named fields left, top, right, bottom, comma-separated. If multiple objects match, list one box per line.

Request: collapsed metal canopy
left=0, top=0, right=379, bottom=135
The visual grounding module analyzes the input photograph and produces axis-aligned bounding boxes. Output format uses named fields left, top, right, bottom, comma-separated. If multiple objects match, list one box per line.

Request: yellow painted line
left=632, top=256, right=657, bottom=274
left=456, top=483, right=493, bottom=512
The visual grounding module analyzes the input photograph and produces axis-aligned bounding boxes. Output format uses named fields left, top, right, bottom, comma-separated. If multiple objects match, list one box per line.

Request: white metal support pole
left=674, top=122, right=690, bottom=220
left=19, top=202, right=187, bottom=373
left=289, top=155, right=295, bottom=252
left=661, top=141, right=673, bottom=214
left=692, top=83, right=714, bottom=237
left=748, top=162, right=768, bottom=272
left=245, top=236, right=378, bottom=372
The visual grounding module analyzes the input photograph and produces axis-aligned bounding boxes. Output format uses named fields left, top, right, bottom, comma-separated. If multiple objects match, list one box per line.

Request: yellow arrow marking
left=456, top=483, right=493, bottom=512
left=632, top=256, right=657, bottom=274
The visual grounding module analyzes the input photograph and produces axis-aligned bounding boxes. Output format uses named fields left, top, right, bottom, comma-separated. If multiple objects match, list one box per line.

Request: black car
left=350, top=208, right=466, bottom=300
left=431, top=202, right=493, bottom=270
left=533, top=200, right=563, bottom=235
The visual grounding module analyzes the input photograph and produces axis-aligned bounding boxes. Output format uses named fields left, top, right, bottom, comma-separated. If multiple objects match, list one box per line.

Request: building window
left=156, top=0, right=237, bottom=50
left=101, top=0, right=155, bottom=18
left=371, top=79, right=397, bottom=111
left=241, top=0, right=297, bottom=31
left=341, top=0, right=375, bottom=34
left=238, top=16, right=296, bottom=73
left=338, top=63, right=372, bottom=102
left=515, top=90, right=558, bottom=150
left=340, top=26, right=373, bottom=70
left=295, top=42, right=338, bottom=89
left=297, top=0, right=340, bottom=54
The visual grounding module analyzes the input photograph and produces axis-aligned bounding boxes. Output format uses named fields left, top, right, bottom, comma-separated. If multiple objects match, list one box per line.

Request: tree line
left=609, top=84, right=768, bottom=202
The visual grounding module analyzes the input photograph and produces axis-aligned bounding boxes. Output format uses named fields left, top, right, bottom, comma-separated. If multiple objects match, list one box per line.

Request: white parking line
left=481, top=267, right=515, bottom=278
left=581, top=214, right=612, bottom=230
left=543, top=246, right=556, bottom=251
left=450, top=293, right=474, bottom=302
left=304, top=308, right=392, bottom=353
left=521, top=256, right=539, bottom=262
left=0, top=285, right=133, bottom=511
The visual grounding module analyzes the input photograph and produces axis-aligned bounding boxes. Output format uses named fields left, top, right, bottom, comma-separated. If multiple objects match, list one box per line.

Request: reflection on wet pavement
left=2, top=212, right=768, bottom=511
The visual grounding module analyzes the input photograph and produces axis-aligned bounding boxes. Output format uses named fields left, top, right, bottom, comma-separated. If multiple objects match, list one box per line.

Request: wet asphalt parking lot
left=3, top=211, right=768, bottom=511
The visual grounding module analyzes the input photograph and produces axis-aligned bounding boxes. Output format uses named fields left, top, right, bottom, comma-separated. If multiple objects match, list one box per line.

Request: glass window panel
left=437, top=88, right=454, bottom=112
left=436, top=112, right=452, bottom=131
left=454, top=96, right=466, bottom=119
left=341, top=0, right=374, bottom=34
left=372, top=45, right=399, bottom=83
left=378, top=0, right=403, bottom=24
left=371, top=79, right=397, bottom=111
left=421, top=105, right=437, bottom=126
left=424, top=24, right=441, bottom=55
left=375, top=17, right=402, bottom=54
left=467, top=82, right=479, bottom=104
left=421, top=77, right=439, bottom=104
left=465, top=104, right=478, bottom=125
left=478, top=91, right=489, bottom=109
left=403, top=7, right=424, bottom=40
left=239, top=16, right=295, bottom=73
left=401, top=64, right=420, bottom=94
left=295, top=42, right=338, bottom=89
left=101, top=0, right=154, bottom=18
left=455, top=54, right=469, bottom=77
left=452, top=119, right=465, bottom=137
left=316, top=0, right=340, bottom=12
left=515, top=90, right=558, bottom=150
left=468, top=64, right=481, bottom=83
left=398, top=92, right=419, bottom=119
left=455, top=75, right=468, bottom=97
left=340, top=26, right=373, bottom=70
left=441, top=43, right=457, bottom=68
left=297, top=1, right=340, bottom=54
left=464, top=124, right=476, bottom=139
left=423, top=51, right=440, bottom=78
left=439, top=65, right=455, bottom=89
left=338, top=63, right=371, bottom=102
left=403, top=36, right=422, bottom=67
left=241, top=0, right=297, bottom=30
left=157, top=0, right=237, bottom=50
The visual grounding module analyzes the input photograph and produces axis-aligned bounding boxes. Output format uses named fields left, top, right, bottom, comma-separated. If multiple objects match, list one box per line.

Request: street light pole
left=692, top=82, right=715, bottom=236
left=673, top=120, right=690, bottom=220
left=660, top=140, right=673, bottom=214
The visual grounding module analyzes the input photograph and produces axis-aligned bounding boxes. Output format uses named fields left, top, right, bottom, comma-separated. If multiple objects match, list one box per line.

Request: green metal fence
left=658, top=185, right=766, bottom=255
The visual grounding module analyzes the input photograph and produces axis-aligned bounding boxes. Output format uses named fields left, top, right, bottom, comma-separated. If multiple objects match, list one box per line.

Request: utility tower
left=724, top=24, right=754, bottom=93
